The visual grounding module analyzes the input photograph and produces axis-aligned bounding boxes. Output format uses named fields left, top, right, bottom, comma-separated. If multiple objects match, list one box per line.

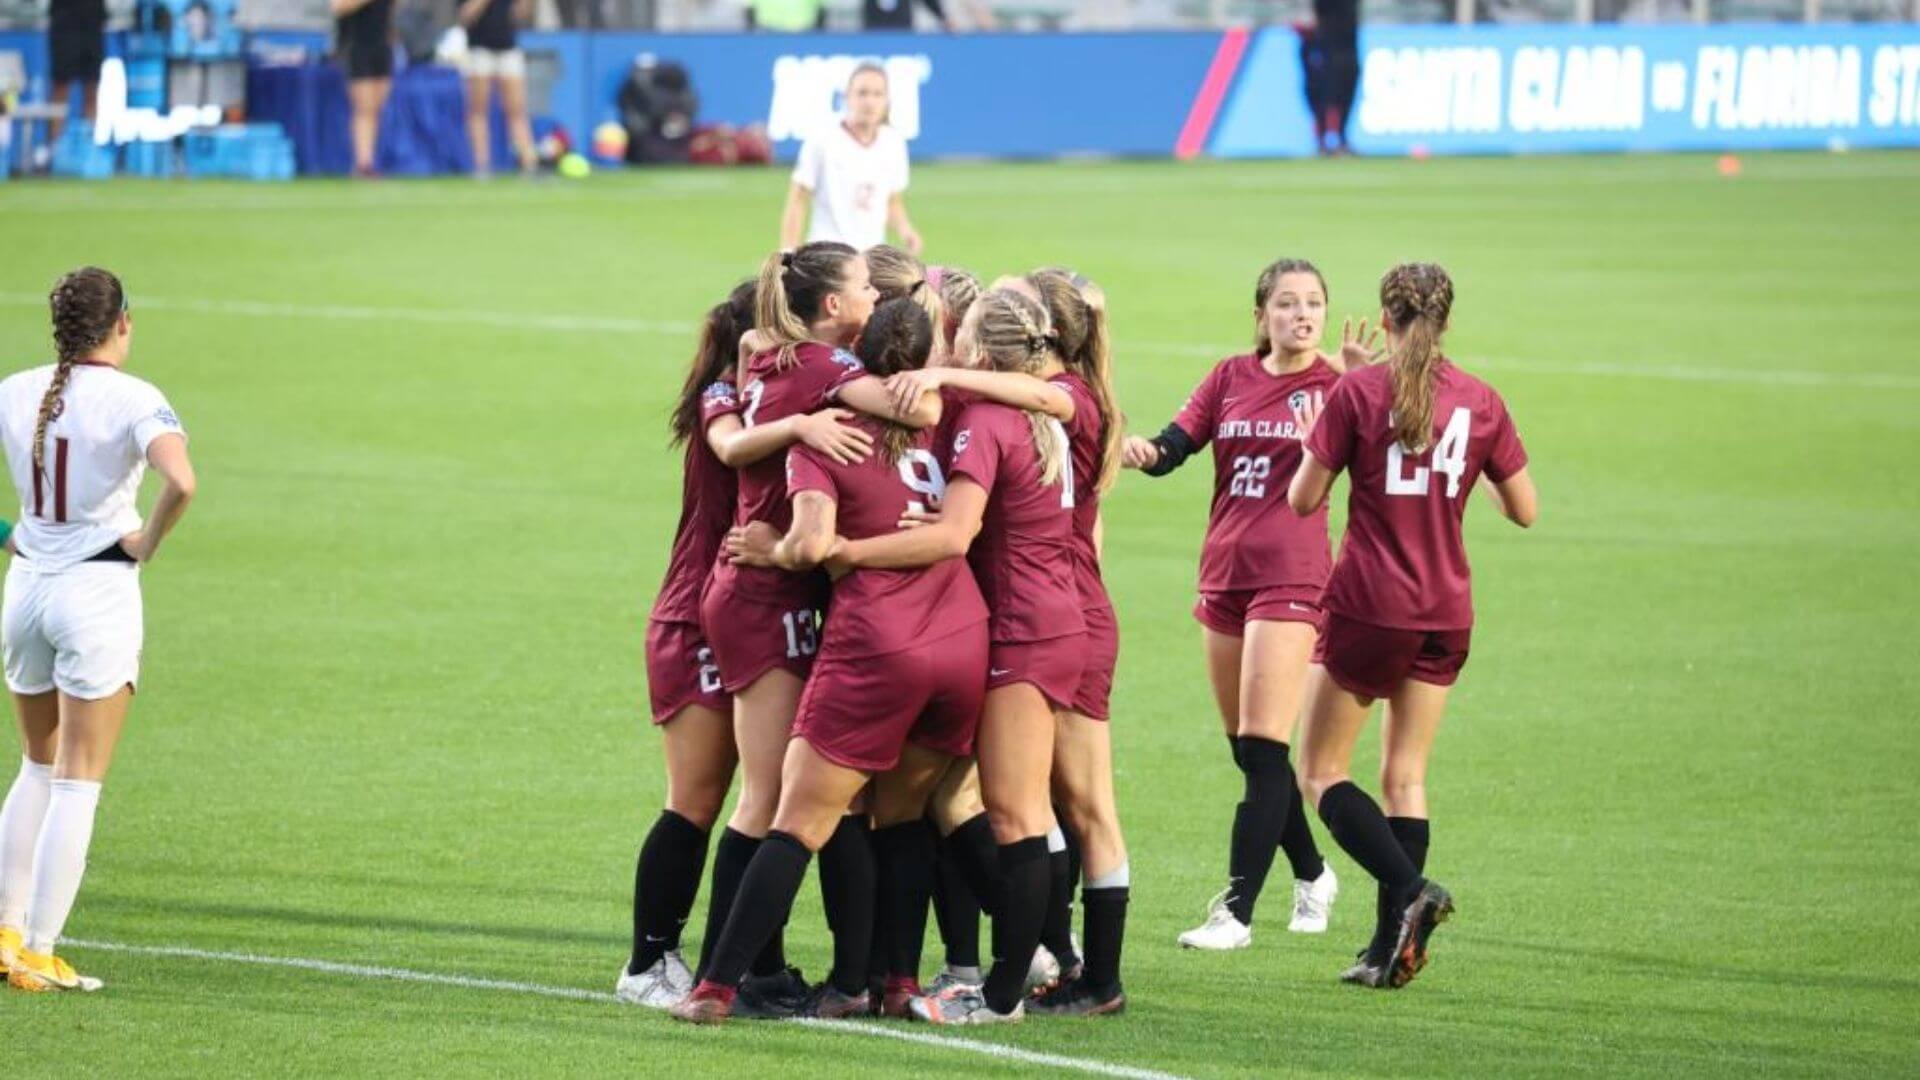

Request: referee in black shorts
left=47, top=0, right=106, bottom=148
left=332, top=0, right=394, bottom=177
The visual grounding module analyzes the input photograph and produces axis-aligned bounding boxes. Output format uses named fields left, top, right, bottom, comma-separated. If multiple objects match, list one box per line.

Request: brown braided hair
left=1379, top=262, right=1455, bottom=454
left=670, top=280, right=756, bottom=447
left=1252, top=258, right=1328, bottom=357
left=755, top=241, right=859, bottom=370
left=853, top=297, right=934, bottom=465
left=1028, top=269, right=1123, bottom=496
left=965, top=288, right=1066, bottom=488
left=41, top=267, right=125, bottom=477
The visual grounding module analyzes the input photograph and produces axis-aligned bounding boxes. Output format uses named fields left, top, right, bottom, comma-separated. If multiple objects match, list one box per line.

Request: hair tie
left=780, top=250, right=795, bottom=269
left=909, top=279, right=927, bottom=295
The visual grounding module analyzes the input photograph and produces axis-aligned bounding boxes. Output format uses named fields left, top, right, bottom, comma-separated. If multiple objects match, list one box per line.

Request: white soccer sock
left=25, top=778, right=102, bottom=953
left=0, top=758, right=54, bottom=931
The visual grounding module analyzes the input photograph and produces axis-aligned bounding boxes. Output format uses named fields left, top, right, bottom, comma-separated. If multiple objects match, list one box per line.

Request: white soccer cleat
left=1288, top=865, right=1340, bottom=934
left=1025, top=944, right=1061, bottom=992
left=1178, top=889, right=1252, bottom=950
left=615, top=949, right=692, bottom=1008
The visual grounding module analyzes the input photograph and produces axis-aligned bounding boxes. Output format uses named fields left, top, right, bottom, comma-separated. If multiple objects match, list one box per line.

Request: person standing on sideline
left=780, top=63, right=922, bottom=257
left=332, top=0, right=395, bottom=177
left=1303, top=0, right=1361, bottom=155
left=0, top=267, right=197, bottom=993
left=45, top=0, right=106, bottom=148
left=457, top=0, right=537, bottom=177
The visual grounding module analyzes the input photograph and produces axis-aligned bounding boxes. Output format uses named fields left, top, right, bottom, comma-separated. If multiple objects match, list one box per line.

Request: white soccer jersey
left=791, top=122, right=910, bottom=251
left=0, top=363, right=184, bottom=572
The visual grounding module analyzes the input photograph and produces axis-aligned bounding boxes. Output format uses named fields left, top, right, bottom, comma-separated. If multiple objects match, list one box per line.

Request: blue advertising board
left=1208, top=23, right=1920, bottom=156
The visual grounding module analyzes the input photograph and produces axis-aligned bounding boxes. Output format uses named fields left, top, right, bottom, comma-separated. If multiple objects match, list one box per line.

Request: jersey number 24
left=1386, top=407, right=1470, bottom=499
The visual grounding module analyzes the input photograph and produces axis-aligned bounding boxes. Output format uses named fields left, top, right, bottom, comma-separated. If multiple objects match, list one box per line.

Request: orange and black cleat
left=1384, top=880, right=1454, bottom=989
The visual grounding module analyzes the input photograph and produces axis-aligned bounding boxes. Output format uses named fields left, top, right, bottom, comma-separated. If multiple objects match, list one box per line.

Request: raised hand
left=1338, top=316, right=1384, bottom=370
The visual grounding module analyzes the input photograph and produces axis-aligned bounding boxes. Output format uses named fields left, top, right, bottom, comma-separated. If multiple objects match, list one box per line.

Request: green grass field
left=1, top=152, right=1916, bottom=1077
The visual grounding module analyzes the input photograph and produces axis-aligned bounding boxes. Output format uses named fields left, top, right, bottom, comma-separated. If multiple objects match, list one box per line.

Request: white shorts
left=2, top=562, right=143, bottom=700
left=462, top=47, right=525, bottom=80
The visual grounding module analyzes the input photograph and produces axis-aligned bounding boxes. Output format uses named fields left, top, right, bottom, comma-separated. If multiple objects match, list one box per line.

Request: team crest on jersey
left=830, top=349, right=863, bottom=373
left=953, top=430, right=971, bottom=455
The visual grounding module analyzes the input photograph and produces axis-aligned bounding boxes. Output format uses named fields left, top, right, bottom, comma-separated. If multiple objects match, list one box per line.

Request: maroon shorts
left=793, top=623, right=989, bottom=773
left=700, top=580, right=824, bottom=694
left=1314, top=612, right=1472, bottom=701
left=644, top=619, right=729, bottom=725
left=1194, top=585, right=1325, bottom=636
left=1068, top=604, right=1118, bottom=721
left=987, top=633, right=1088, bottom=712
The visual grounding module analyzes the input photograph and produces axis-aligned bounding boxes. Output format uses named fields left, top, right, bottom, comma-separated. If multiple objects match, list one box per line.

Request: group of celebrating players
left=618, top=237, right=1538, bottom=1026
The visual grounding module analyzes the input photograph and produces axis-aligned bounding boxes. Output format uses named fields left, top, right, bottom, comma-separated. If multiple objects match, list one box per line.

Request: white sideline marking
left=6, top=290, right=1908, bottom=391
left=64, top=938, right=1192, bottom=1080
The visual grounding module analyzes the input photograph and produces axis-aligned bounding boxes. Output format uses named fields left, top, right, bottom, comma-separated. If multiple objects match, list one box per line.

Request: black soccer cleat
left=795, top=982, right=871, bottom=1020
left=1026, top=975, right=1126, bottom=1017
left=1383, top=881, right=1454, bottom=989
left=734, top=965, right=812, bottom=1019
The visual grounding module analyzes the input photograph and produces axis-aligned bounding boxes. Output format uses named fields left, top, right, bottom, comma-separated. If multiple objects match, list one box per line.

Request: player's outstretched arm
left=707, top=411, right=874, bottom=468
left=832, top=479, right=986, bottom=572
left=124, top=433, right=196, bottom=564
left=838, top=376, right=941, bottom=429
left=887, top=369, right=1073, bottom=423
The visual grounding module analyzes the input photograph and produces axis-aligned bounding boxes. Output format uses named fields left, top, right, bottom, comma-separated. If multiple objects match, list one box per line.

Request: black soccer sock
left=1317, top=782, right=1423, bottom=907
left=1081, top=880, right=1130, bottom=998
left=1370, top=816, right=1432, bottom=960
left=703, top=831, right=812, bottom=990
left=982, top=836, right=1049, bottom=1015
left=1225, top=736, right=1295, bottom=925
left=629, top=810, right=710, bottom=975
left=946, top=812, right=1003, bottom=918
left=1278, top=769, right=1328, bottom=883
left=818, top=814, right=877, bottom=996
left=695, top=828, right=758, bottom=981
left=1039, top=828, right=1081, bottom=971
left=932, top=833, right=982, bottom=970
left=874, top=819, right=939, bottom=980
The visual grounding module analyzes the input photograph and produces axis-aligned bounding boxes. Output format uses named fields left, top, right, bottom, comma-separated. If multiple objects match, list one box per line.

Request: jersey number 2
left=32, top=437, right=69, bottom=523
left=1386, top=407, right=1470, bottom=498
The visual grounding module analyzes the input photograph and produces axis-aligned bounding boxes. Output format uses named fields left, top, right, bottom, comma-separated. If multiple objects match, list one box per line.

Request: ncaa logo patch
left=703, top=382, right=738, bottom=407
left=153, top=407, right=180, bottom=428
left=830, top=349, right=863, bottom=373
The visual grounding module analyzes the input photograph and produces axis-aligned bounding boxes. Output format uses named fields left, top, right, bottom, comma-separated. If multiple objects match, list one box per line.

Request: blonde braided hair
left=965, top=288, right=1067, bottom=488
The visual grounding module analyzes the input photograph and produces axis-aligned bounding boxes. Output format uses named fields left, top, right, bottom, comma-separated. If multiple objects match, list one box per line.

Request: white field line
left=63, top=938, right=1193, bottom=1080
left=0, top=292, right=694, bottom=337
left=4, top=291, right=1910, bottom=391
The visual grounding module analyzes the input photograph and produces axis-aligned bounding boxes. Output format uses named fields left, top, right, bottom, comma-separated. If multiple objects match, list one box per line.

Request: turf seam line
left=63, top=939, right=1193, bottom=1080
left=5, top=291, right=1915, bottom=390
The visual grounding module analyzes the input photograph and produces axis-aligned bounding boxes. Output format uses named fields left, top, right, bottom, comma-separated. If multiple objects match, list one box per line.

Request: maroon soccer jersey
left=708, top=342, right=867, bottom=606
left=1050, top=372, right=1111, bottom=611
left=786, top=424, right=989, bottom=660
left=1306, top=360, right=1529, bottom=630
left=1171, top=353, right=1341, bottom=592
left=650, top=380, right=743, bottom=625
left=948, top=400, right=1085, bottom=645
